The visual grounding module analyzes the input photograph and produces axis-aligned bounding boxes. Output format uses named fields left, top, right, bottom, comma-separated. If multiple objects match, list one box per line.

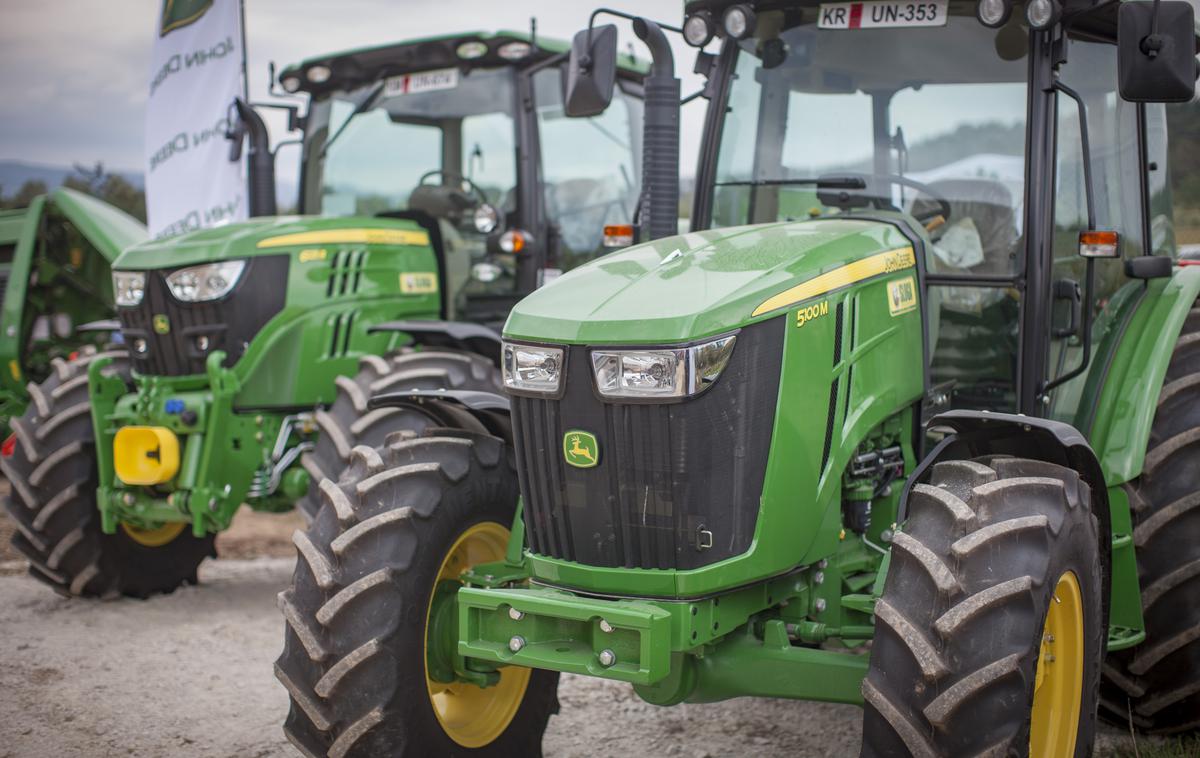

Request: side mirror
left=563, top=24, right=618, bottom=118
left=1118, top=0, right=1198, bottom=103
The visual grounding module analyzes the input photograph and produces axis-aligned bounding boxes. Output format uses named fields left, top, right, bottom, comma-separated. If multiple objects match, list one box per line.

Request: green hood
left=504, top=218, right=917, bottom=344
left=114, top=215, right=431, bottom=269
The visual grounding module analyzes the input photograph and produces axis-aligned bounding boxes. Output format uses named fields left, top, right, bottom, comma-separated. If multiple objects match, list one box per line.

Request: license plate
left=818, top=0, right=948, bottom=28
left=384, top=67, right=459, bottom=97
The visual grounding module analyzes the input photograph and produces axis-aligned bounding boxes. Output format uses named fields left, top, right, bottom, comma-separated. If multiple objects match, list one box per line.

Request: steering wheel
left=417, top=169, right=489, bottom=207
left=875, top=173, right=953, bottom=227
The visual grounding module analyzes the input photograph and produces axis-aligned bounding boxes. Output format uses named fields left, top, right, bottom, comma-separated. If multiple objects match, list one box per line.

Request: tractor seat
left=912, top=178, right=1020, bottom=277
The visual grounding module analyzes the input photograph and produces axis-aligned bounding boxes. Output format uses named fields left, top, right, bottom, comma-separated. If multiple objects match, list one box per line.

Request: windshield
left=711, top=5, right=1029, bottom=277
left=301, top=67, right=517, bottom=218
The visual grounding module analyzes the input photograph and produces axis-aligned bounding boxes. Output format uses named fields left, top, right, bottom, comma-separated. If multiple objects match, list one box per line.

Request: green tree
left=0, top=180, right=50, bottom=210
left=62, top=162, right=146, bottom=222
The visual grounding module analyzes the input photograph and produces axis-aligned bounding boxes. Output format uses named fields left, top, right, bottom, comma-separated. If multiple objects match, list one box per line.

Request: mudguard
left=1088, top=265, right=1200, bottom=484
left=903, top=410, right=1112, bottom=626
left=370, top=388, right=512, bottom=442
left=369, top=320, right=502, bottom=366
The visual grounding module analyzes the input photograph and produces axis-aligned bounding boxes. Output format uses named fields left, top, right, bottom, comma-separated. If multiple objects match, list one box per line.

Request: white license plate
left=384, top=67, right=459, bottom=97
left=818, top=0, right=948, bottom=28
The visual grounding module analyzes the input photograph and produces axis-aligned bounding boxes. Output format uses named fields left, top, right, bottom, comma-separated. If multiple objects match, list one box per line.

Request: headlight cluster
left=165, top=260, right=246, bottom=302
left=502, top=334, right=737, bottom=400
left=502, top=343, right=564, bottom=394
left=113, top=271, right=146, bottom=306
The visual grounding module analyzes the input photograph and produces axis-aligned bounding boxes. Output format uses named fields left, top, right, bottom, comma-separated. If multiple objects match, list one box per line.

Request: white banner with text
left=144, top=0, right=246, bottom=239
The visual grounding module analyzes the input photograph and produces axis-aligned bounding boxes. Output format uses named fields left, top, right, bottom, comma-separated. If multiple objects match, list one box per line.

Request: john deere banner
left=144, top=0, right=247, bottom=239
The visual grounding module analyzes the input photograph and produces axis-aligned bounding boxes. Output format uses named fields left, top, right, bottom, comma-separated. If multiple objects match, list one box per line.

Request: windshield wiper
left=713, top=176, right=867, bottom=190
left=320, top=80, right=386, bottom=158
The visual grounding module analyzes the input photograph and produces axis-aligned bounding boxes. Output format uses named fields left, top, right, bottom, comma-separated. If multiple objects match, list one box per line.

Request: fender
left=370, top=388, right=512, bottom=442
left=1088, top=265, right=1200, bottom=484
left=902, top=410, right=1113, bottom=628
left=369, top=320, right=502, bottom=367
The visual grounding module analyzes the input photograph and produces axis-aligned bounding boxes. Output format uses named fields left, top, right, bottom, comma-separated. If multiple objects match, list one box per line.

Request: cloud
left=0, top=0, right=707, bottom=176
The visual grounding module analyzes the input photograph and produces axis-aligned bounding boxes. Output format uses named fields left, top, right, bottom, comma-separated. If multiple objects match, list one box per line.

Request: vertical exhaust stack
left=632, top=18, right=681, bottom=242
left=232, top=99, right=278, bottom=217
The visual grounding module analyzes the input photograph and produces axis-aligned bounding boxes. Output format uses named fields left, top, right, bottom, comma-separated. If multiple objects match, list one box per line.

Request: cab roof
left=682, top=0, right=1200, bottom=39
left=280, top=30, right=647, bottom=97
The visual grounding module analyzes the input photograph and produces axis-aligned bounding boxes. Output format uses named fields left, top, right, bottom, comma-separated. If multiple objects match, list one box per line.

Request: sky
left=0, top=0, right=711, bottom=180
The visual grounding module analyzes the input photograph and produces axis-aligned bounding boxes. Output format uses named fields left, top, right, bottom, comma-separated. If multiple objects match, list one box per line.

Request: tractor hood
left=48, top=188, right=147, bottom=261
left=504, top=217, right=918, bottom=344
left=113, top=215, right=431, bottom=270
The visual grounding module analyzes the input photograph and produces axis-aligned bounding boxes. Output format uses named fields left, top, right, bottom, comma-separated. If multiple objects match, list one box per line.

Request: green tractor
left=275, top=1, right=1200, bottom=756
left=0, top=31, right=647, bottom=598
left=0, top=188, right=145, bottom=425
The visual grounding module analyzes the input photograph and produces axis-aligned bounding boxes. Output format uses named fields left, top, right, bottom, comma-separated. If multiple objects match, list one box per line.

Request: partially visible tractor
left=0, top=188, right=144, bottom=425
left=1, top=31, right=646, bottom=598
left=276, top=2, right=1200, bottom=756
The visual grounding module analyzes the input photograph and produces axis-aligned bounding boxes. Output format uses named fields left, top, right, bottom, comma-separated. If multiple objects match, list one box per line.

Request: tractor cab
left=688, top=0, right=1200, bottom=419
left=686, top=0, right=1200, bottom=419
left=281, top=31, right=646, bottom=327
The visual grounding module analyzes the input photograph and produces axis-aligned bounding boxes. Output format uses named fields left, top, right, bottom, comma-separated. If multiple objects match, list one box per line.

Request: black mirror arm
left=585, top=7, right=682, bottom=48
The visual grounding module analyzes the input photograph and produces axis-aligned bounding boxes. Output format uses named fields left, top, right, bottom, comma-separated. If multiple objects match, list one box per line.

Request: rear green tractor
left=0, top=31, right=647, bottom=598
left=0, top=188, right=144, bottom=424
left=275, top=2, right=1200, bottom=756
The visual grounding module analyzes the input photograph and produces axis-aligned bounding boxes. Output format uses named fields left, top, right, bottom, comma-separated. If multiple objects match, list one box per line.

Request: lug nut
left=814, top=571, right=825, bottom=585
left=123, top=493, right=136, bottom=506
left=599, top=619, right=614, bottom=633
left=508, top=607, right=524, bottom=621
left=508, top=636, right=525, bottom=653
left=598, top=649, right=616, bottom=667
left=815, top=598, right=827, bottom=613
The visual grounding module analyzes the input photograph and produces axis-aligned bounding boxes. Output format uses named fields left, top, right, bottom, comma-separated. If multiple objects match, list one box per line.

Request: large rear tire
left=277, top=431, right=559, bottom=757
left=1100, top=301, right=1200, bottom=734
left=296, top=350, right=502, bottom=521
left=1, top=349, right=215, bottom=598
left=861, top=456, right=1103, bottom=757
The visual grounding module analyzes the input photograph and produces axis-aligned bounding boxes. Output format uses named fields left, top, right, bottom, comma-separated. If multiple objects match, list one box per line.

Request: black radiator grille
left=118, top=255, right=289, bottom=376
left=512, top=317, right=785, bottom=571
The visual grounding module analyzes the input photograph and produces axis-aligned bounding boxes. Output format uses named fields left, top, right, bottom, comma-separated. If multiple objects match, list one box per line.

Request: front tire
left=861, top=456, right=1103, bottom=757
left=296, top=350, right=502, bottom=521
left=277, top=431, right=559, bottom=757
left=1, top=349, right=215, bottom=598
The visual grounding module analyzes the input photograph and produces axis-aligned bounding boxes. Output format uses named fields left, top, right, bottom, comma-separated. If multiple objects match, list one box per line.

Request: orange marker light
left=603, top=224, right=635, bottom=248
left=1078, top=230, right=1120, bottom=258
left=499, top=230, right=527, bottom=254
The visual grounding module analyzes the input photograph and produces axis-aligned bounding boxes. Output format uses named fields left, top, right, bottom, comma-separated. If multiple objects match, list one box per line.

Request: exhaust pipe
left=232, top=99, right=277, bottom=217
left=632, top=18, right=680, bottom=241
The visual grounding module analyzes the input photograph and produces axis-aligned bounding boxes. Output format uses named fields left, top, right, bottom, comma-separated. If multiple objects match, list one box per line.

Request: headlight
left=165, top=260, right=246, bottom=302
left=113, top=271, right=146, bottom=307
left=502, top=342, right=563, bottom=395
left=474, top=204, right=500, bottom=234
left=592, top=334, right=737, bottom=399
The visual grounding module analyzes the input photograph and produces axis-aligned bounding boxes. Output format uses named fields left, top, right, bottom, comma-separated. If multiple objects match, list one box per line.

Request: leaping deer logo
left=563, top=431, right=598, bottom=468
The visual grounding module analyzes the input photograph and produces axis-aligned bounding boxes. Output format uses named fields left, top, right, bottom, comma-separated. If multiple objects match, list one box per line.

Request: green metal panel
left=503, top=218, right=917, bottom=344
left=0, top=196, right=46, bottom=407
left=1088, top=265, right=1200, bottom=484
left=48, top=188, right=147, bottom=262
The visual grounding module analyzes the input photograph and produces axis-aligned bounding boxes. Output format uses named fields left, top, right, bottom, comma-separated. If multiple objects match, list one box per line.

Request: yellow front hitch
left=113, top=426, right=180, bottom=486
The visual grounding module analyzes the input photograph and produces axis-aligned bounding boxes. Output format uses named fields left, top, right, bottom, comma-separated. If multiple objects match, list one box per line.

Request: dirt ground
left=0, top=504, right=1176, bottom=757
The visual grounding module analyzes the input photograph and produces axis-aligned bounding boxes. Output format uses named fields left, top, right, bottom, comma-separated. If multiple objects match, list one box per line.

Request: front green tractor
left=1, top=31, right=647, bottom=598
left=275, top=2, right=1200, bottom=756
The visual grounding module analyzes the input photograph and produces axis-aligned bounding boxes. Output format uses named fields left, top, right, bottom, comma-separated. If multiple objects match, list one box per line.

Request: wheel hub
left=1030, top=570, right=1084, bottom=756
left=424, top=521, right=531, bottom=748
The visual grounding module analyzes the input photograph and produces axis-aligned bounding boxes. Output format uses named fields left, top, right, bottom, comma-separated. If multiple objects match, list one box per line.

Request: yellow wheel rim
left=1030, top=570, right=1084, bottom=757
left=425, top=521, right=531, bottom=748
left=120, top=521, right=186, bottom=547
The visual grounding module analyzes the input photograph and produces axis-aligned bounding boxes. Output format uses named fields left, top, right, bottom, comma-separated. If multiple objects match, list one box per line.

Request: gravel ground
left=0, top=506, right=1171, bottom=757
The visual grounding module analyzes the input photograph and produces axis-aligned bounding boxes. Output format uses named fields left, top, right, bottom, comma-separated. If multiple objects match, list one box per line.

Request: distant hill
left=0, top=160, right=143, bottom=193
left=0, top=160, right=297, bottom=211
